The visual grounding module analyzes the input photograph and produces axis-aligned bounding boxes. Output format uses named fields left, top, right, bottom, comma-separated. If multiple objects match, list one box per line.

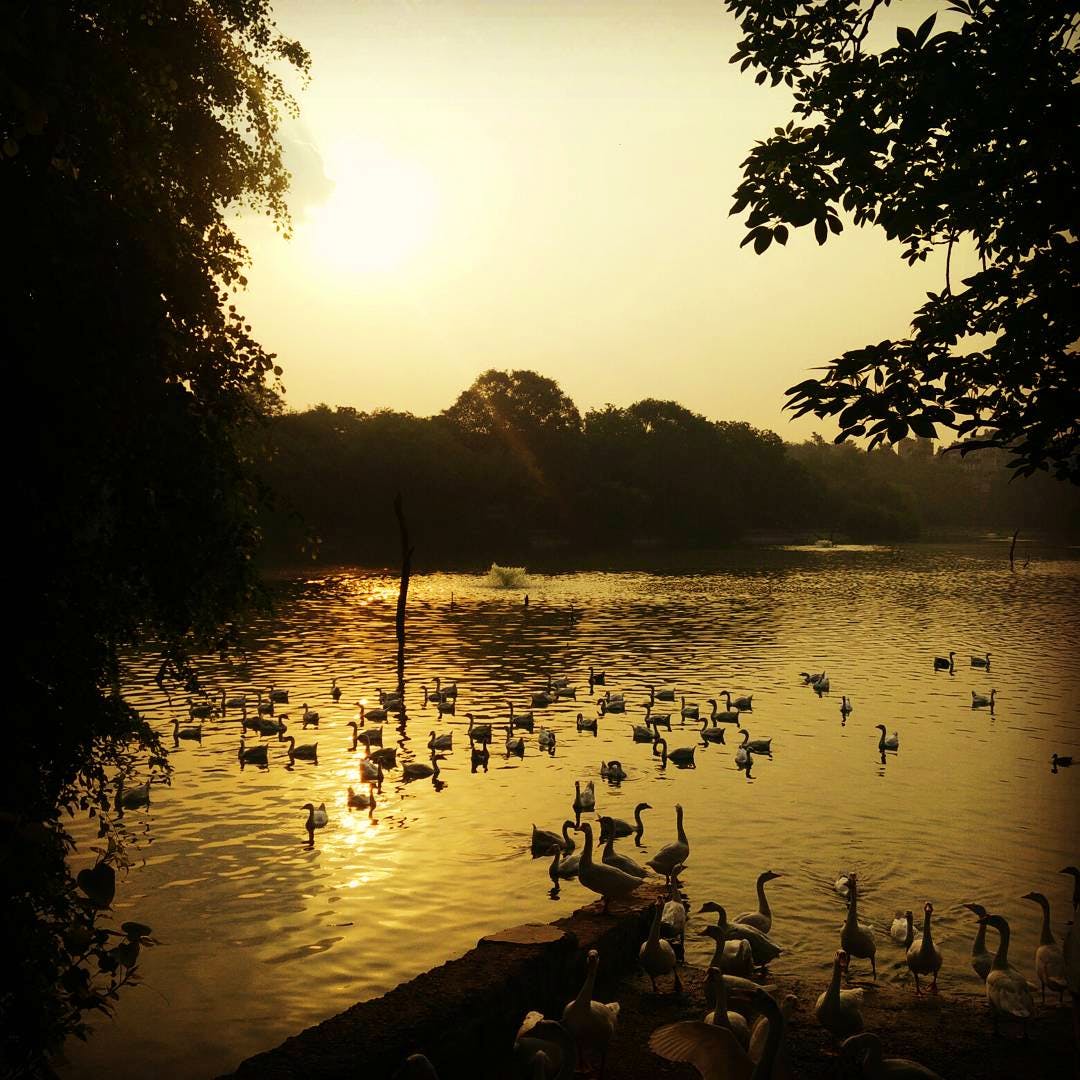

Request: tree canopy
left=4, top=2, right=306, bottom=1069
left=726, top=0, right=1080, bottom=481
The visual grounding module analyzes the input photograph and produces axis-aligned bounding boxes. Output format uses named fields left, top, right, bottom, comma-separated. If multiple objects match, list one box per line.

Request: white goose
left=640, top=898, right=680, bottom=993
left=906, top=902, right=942, bottom=995
left=734, top=870, right=782, bottom=934
left=875, top=724, right=900, bottom=752
left=562, top=949, right=618, bottom=1075
left=971, top=688, right=996, bottom=709
left=573, top=780, right=596, bottom=815
left=699, top=903, right=782, bottom=967
left=815, top=949, right=864, bottom=1038
left=302, top=801, right=329, bottom=837
left=513, top=1012, right=575, bottom=1080
left=700, top=923, right=754, bottom=978
left=600, top=760, right=627, bottom=781
left=980, top=914, right=1035, bottom=1036
left=359, top=757, right=383, bottom=784
left=702, top=965, right=750, bottom=1050
left=890, top=910, right=914, bottom=948
left=538, top=727, right=556, bottom=753
left=646, top=804, right=690, bottom=881
left=576, top=822, right=642, bottom=913
left=1021, top=890, right=1067, bottom=1003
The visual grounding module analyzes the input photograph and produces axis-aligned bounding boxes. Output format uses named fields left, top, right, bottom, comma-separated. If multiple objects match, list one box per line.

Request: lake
left=61, top=544, right=1080, bottom=1078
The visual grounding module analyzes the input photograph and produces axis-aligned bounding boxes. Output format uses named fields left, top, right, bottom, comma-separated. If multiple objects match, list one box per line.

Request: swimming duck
left=600, top=760, right=627, bottom=781
left=600, top=802, right=651, bottom=844
left=562, top=949, right=618, bottom=1074
left=961, top=903, right=993, bottom=980
left=906, top=902, right=942, bottom=994
left=1021, top=891, right=1067, bottom=1003
left=599, top=821, right=649, bottom=878
left=840, top=874, right=877, bottom=979
left=640, top=898, right=681, bottom=993
left=816, top=950, right=864, bottom=1038
left=654, top=736, right=696, bottom=768
left=971, top=688, right=996, bottom=709
left=647, top=804, right=690, bottom=880
left=875, top=725, right=899, bottom=752
left=532, top=820, right=576, bottom=857
left=576, top=822, right=643, bottom=913
left=841, top=1032, right=944, bottom=1079
left=734, top=871, right=782, bottom=934
left=980, top=914, right=1035, bottom=1036
left=1051, top=753, right=1073, bottom=770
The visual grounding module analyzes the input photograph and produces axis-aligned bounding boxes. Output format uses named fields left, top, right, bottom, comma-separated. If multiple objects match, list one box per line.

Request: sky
left=235, top=0, right=961, bottom=439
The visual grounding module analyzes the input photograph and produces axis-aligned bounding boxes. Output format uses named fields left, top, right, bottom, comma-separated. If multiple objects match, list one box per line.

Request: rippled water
left=62, top=545, right=1080, bottom=1078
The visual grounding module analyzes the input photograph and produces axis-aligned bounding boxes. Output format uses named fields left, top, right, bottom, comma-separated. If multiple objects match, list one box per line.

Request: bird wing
left=649, top=1021, right=753, bottom=1080
left=991, top=974, right=1035, bottom=1018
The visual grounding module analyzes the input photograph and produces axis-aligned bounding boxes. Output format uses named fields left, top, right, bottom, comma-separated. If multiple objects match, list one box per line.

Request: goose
left=816, top=950, right=864, bottom=1038
left=555, top=685, right=577, bottom=701
left=576, top=822, right=642, bottom=913
left=398, top=1054, right=438, bottom=1079
left=330, top=678, right=341, bottom=702
left=548, top=674, right=570, bottom=690
left=801, top=670, right=826, bottom=685
left=970, top=653, right=991, bottom=669
left=508, top=702, right=535, bottom=732
left=699, top=904, right=783, bottom=968
left=700, top=924, right=755, bottom=978
left=739, top=729, right=772, bottom=755
left=532, top=690, right=556, bottom=708
left=650, top=986, right=786, bottom=1080
left=589, top=666, right=606, bottom=685
left=598, top=697, right=625, bottom=715
left=246, top=714, right=284, bottom=737
left=971, top=688, right=996, bottom=709
left=702, top=965, right=751, bottom=1050
left=358, top=702, right=388, bottom=723
left=576, top=712, right=598, bottom=733
left=538, top=727, right=556, bottom=753
left=835, top=873, right=852, bottom=897
left=256, top=691, right=274, bottom=716
left=600, top=802, right=651, bottom=844
left=654, top=736, right=696, bottom=768
left=875, top=725, right=900, bottom=752
left=734, top=871, right=783, bottom=934
left=933, top=652, right=955, bottom=672
left=346, top=720, right=361, bottom=751
left=680, top=696, right=699, bottom=721
left=1051, top=753, right=1073, bottom=769
left=661, top=885, right=689, bottom=944
left=514, top=1014, right=575, bottom=1080
left=840, top=874, right=877, bottom=979
left=431, top=676, right=457, bottom=699
left=600, top=760, right=627, bottom=781
left=469, top=736, right=490, bottom=771
left=841, top=1033, right=944, bottom=1079
left=402, top=753, right=445, bottom=783
left=354, top=725, right=383, bottom=748
left=301, top=801, right=328, bottom=838
left=1021, top=891, right=1067, bottom=1003
left=562, top=949, right=618, bottom=1074
left=224, top=691, right=247, bottom=710
left=282, top=735, right=318, bottom=763
left=573, top=780, right=596, bottom=815
left=706, top=699, right=741, bottom=726
left=116, top=778, right=151, bottom=811
left=814, top=675, right=830, bottom=693
left=435, top=698, right=456, bottom=715
left=428, top=730, right=453, bottom=752
left=301, top=704, right=320, bottom=728
left=699, top=718, right=727, bottom=745
left=171, top=717, right=202, bottom=742
left=238, top=739, right=268, bottom=766
left=532, top=820, right=577, bottom=857
left=1062, top=865, right=1080, bottom=912
left=890, top=911, right=914, bottom=949
left=734, top=739, right=752, bottom=769
left=979, top=914, right=1034, bottom=1036
left=722, top=691, right=754, bottom=712
left=840, top=696, right=853, bottom=716
left=647, top=804, right=689, bottom=880
left=269, top=686, right=289, bottom=704
left=505, top=726, right=525, bottom=757
left=188, top=697, right=215, bottom=719
left=604, top=690, right=626, bottom=706
left=367, top=744, right=397, bottom=769
left=640, top=898, right=681, bottom=993
left=906, top=902, right=942, bottom=994
left=631, top=721, right=656, bottom=742
left=422, top=683, right=446, bottom=706
left=961, top=903, right=993, bottom=980
left=359, top=756, right=383, bottom=784
left=649, top=684, right=677, bottom=703
left=466, top=714, right=492, bottom=745
left=378, top=688, right=404, bottom=709
left=644, top=704, right=673, bottom=730
left=598, top=820, right=649, bottom=878
left=346, top=785, right=375, bottom=811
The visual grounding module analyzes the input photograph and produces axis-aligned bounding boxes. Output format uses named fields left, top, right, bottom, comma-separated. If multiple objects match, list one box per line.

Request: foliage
left=3, top=1, right=307, bottom=1070
left=726, top=0, right=1080, bottom=481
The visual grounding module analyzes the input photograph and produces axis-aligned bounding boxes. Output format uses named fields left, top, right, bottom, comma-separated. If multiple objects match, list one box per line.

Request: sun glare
left=304, top=140, right=437, bottom=274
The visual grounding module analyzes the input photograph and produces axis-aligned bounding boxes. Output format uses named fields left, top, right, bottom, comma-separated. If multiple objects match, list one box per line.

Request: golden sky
left=236, top=0, right=963, bottom=438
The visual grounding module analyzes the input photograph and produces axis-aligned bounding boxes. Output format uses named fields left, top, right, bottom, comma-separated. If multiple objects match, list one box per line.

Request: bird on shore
left=906, top=902, right=942, bottom=995
left=841, top=1032, right=944, bottom=1079
left=961, top=903, right=993, bottom=980
left=562, top=949, right=618, bottom=1074
left=514, top=1012, right=575, bottom=1080
left=890, top=911, right=914, bottom=949
left=1021, top=891, right=1067, bottom=1004
left=647, top=804, right=689, bottom=881
left=840, top=874, right=877, bottom=979
left=576, top=822, right=642, bottom=913
left=640, top=898, right=681, bottom=993
left=980, top=914, right=1034, bottom=1037
left=702, top=965, right=750, bottom=1050
left=699, top=904, right=783, bottom=968
left=816, top=949, right=864, bottom=1038
left=734, top=870, right=782, bottom=934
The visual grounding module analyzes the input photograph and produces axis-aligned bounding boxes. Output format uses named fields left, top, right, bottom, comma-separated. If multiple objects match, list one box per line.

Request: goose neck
left=972, top=919, right=987, bottom=955
left=1035, top=897, right=1054, bottom=945
left=991, top=921, right=1010, bottom=969
left=675, top=805, right=686, bottom=845
left=750, top=996, right=783, bottom=1080
left=756, top=874, right=772, bottom=918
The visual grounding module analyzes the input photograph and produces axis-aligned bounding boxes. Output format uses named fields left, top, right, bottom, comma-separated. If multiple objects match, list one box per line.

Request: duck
left=702, top=965, right=751, bottom=1050
left=644, top=704, right=673, bottom=730
left=330, top=678, right=342, bottom=702
left=562, top=949, right=618, bottom=1073
left=654, top=736, right=696, bottom=768
left=649, top=684, right=677, bottom=703
left=739, top=729, right=772, bottom=755
left=875, top=724, right=900, bottom=752
left=238, top=739, right=268, bottom=766
left=890, top=911, right=915, bottom=949
left=576, top=822, right=643, bottom=913
left=650, top=986, right=786, bottom=1080
left=840, top=1032, right=944, bottom=1079
left=116, top=777, right=151, bottom=811
left=505, top=726, right=525, bottom=757
left=359, top=757, right=383, bottom=784
left=600, top=802, right=651, bottom=844
left=970, top=653, right=991, bottom=669
left=346, top=785, right=375, bottom=811
left=734, top=870, right=782, bottom=934
left=301, top=703, right=320, bottom=728
left=465, top=714, right=492, bottom=744
left=282, top=734, right=318, bottom=763
left=699, top=903, right=783, bottom=968
left=573, top=780, right=596, bottom=815
left=971, top=688, right=996, bottom=709
left=961, top=903, right=993, bottom=980
left=598, top=821, right=649, bottom=878
left=508, top=702, right=535, bottom=732
left=538, top=727, right=556, bottom=753
left=722, top=690, right=754, bottom=712
left=640, top=898, right=681, bottom=993
left=647, top=804, right=689, bottom=880
left=600, top=760, right=627, bottom=781
left=840, top=874, right=877, bottom=979
left=576, top=712, right=598, bottom=733
left=357, top=702, right=388, bottom=723
left=680, top=696, right=699, bottom=721
left=589, top=666, right=606, bottom=685
left=840, top=696, right=853, bottom=716
left=816, top=950, right=864, bottom=1038
left=706, top=699, right=741, bottom=726
left=699, top=718, right=727, bottom=744
left=171, top=716, right=203, bottom=742
left=1062, top=865, right=1080, bottom=913
left=906, top=902, right=942, bottom=994
left=301, top=801, right=328, bottom=838
left=269, top=686, right=289, bottom=704
left=700, top=923, right=755, bottom=978
left=513, top=1012, right=575, bottom=1080
left=980, top=914, right=1035, bottom=1036
left=532, top=820, right=577, bottom=857
left=402, top=753, right=445, bottom=783
left=933, top=653, right=955, bottom=672
left=1021, top=891, right=1067, bottom=1003
left=428, top=729, right=453, bottom=752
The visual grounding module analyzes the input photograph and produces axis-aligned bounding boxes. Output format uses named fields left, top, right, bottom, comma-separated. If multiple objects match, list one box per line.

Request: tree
left=3, top=2, right=307, bottom=1069
left=726, top=0, right=1080, bottom=481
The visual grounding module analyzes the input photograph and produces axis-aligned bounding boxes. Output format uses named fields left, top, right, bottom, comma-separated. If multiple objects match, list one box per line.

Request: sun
left=303, top=140, right=437, bottom=274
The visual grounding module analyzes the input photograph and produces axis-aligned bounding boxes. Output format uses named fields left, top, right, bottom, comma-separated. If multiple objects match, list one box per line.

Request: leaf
left=753, top=229, right=773, bottom=254
left=76, top=863, right=115, bottom=909
left=814, top=218, right=828, bottom=245
left=773, top=224, right=788, bottom=246
left=914, top=12, right=937, bottom=47
left=896, top=26, right=916, bottom=50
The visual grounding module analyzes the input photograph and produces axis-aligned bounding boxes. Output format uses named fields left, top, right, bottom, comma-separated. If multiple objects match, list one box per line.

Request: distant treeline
left=250, top=370, right=1079, bottom=566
